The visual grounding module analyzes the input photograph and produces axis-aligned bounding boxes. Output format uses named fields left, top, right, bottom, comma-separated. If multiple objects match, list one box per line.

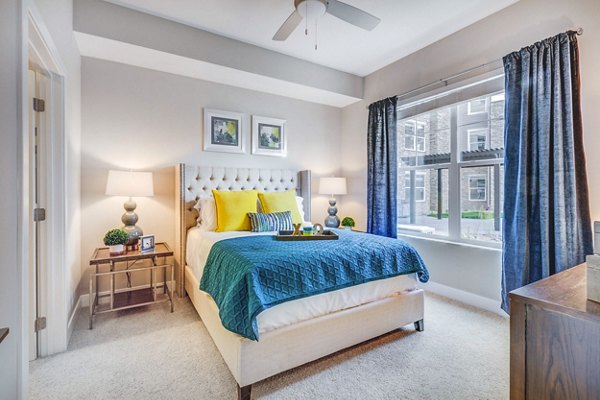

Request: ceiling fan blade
left=273, top=10, right=303, bottom=41
left=326, top=0, right=380, bottom=31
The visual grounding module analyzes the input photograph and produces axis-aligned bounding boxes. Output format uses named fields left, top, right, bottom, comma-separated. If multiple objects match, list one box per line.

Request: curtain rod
left=386, top=27, right=584, bottom=102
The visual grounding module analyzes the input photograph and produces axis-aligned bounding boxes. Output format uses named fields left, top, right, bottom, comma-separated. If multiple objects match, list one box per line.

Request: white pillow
left=194, top=197, right=217, bottom=231
left=296, top=196, right=306, bottom=222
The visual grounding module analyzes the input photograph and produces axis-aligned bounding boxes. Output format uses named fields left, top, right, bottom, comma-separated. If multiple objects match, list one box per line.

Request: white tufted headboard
left=174, top=164, right=311, bottom=296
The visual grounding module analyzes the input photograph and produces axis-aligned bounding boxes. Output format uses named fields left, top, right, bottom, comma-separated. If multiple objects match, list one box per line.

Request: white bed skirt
left=185, top=265, right=424, bottom=387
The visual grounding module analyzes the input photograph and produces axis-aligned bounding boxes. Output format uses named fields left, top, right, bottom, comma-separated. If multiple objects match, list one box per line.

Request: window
left=403, top=120, right=426, bottom=151
left=468, top=129, right=487, bottom=151
left=416, top=122, right=425, bottom=152
left=468, top=175, right=487, bottom=201
left=397, top=84, right=504, bottom=245
left=398, top=168, right=448, bottom=235
left=467, top=98, right=487, bottom=114
left=404, top=172, right=426, bottom=202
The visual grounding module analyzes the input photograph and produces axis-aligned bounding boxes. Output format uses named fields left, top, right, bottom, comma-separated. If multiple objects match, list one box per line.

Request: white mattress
left=186, top=227, right=418, bottom=334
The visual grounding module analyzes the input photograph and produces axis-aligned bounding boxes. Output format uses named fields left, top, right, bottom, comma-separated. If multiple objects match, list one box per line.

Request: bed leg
left=414, top=319, right=424, bottom=332
left=237, top=384, right=251, bottom=400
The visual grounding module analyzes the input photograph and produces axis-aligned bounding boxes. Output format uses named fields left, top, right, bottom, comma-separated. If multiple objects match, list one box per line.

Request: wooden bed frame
left=174, top=164, right=425, bottom=400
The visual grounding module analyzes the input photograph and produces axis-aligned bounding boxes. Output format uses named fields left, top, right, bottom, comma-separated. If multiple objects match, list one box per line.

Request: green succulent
left=341, top=217, right=355, bottom=227
left=103, top=228, right=129, bottom=246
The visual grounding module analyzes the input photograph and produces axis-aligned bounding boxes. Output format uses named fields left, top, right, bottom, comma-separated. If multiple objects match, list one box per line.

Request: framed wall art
left=252, top=115, right=286, bottom=157
left=203, top=108, right=245, bottom=154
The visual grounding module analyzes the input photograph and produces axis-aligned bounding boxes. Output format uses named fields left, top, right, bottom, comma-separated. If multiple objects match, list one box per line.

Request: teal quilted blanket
left=199, top=229, right=429, bottom=341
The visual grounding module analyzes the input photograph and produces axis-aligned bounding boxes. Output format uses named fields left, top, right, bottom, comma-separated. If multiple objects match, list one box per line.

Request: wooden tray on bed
left=276, top=230, right=339, bottom=241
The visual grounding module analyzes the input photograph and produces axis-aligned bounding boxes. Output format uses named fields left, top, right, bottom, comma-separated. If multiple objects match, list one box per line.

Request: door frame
left=23, top=2, right=68, bottom=362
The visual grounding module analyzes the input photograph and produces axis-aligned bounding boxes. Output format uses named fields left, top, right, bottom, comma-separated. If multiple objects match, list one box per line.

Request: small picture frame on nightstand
left=140, top=234, right=155, bottom=252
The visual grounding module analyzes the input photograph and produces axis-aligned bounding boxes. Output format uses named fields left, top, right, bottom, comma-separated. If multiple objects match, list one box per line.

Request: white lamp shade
left=318, top=177, right=347, bottom=196
left=105, top=170, right=154, bottom=197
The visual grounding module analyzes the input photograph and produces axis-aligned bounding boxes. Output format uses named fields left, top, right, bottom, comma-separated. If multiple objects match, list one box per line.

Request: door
left=28, top=68, right=48, bottom=361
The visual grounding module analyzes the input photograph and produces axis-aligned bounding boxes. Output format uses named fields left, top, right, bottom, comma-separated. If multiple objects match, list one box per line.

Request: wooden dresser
left=510, top=263, right=600, bottom=399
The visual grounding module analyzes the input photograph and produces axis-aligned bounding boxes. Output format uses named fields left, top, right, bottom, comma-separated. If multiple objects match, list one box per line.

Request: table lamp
left=105, top=170, right=154, bottom=248
left=318, top=177, right=347, bottom=228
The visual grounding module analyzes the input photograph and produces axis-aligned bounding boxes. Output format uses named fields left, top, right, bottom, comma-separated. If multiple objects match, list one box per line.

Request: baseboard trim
left=67, top=295, right=82, bottom=341
left=420, top=281, right=507, bottom=318
left=74, top=280, right=505, bottom=319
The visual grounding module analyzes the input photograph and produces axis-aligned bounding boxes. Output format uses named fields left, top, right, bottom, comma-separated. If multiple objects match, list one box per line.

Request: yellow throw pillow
left=212, top=190, right=258, bottom=232
left=258, top=190, right=303, bottom=224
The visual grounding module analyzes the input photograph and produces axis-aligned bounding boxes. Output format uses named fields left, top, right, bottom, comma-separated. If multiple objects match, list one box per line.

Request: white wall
left=0, top=1, right=24, bottom=397
left=33, top=0, right=82, bottom=343
left=341, top=0, right=600, bottom=306
left=80, top=57, right=342, bottom=291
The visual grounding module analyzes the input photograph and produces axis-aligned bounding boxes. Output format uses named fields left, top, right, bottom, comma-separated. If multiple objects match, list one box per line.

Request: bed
left=174, top=164, right=427, bottom=400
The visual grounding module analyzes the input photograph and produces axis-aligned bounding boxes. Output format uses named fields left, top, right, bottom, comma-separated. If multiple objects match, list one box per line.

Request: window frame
left=403, top=120, right=416, bottom=151
left=404, top=171, right=426, bottom=203
left=467, top=128, right=488, bottom=151
left=467, top=98, right=488, bottom=115
left=416, top=121, right=426, bottom=152
left=403, top=119, right=426, bottom=152
left=468, top=174, right=487, bottom=202
left=397, top=80, right=505, bottom=249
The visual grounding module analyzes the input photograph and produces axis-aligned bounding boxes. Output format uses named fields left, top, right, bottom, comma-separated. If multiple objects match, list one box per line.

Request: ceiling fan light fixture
left=296, top=0, right=326, bottom=20
left=273, top=0, right=380, bottom=42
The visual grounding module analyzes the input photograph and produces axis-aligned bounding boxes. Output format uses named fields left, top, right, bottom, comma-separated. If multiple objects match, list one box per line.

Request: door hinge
left=33, top=207, right=46, bottom=222
left=34, top=317, right=47, bottom=332
left=33, top=98, right=45, bottom=112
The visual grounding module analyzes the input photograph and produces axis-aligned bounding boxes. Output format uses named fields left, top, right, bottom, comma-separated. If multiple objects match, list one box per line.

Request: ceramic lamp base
left=324, top=197, right=340, bottom=228
left=122, top=198, right=143, bottom=244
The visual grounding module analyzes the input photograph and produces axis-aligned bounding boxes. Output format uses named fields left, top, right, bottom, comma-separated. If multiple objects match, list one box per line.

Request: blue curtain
left=367, top=96, right=398, bottom=238
left=502, top=31, right=593, bottom=312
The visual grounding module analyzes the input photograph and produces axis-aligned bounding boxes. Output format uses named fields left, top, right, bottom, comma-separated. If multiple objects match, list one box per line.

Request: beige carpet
left=30, top=293, right=508, bottom=400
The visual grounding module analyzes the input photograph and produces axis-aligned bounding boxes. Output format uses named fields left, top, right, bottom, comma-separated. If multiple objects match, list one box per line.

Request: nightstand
left=88, top=242, right=174, bottom=329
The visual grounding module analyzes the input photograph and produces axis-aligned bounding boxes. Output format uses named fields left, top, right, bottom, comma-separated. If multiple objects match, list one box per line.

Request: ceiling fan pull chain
left=305, top=1, right=309, bottom=35
left=315, top=19, right=318, bottom=50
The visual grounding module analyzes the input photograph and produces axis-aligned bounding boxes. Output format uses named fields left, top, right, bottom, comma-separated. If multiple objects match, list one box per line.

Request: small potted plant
left=341, top=217, right=355, bottom=230
left=103, top=228, right=129, bottom=256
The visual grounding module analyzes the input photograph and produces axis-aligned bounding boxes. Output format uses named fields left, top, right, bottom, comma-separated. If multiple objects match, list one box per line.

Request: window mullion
left=493, top=164, right=501, bottom=232
left=409, top=170, right=416, bottom=224
left=448, top=106, right=460, bottom=240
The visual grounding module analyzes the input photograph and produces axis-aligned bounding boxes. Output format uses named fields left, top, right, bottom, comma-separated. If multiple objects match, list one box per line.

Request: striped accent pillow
left=247, top=211, right=293, bottom=232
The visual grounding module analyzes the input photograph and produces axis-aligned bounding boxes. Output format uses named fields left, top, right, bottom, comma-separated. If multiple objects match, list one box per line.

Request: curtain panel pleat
left=367, top=96, right=398, bottom=238
left=501, top=31, right=593, bottom=312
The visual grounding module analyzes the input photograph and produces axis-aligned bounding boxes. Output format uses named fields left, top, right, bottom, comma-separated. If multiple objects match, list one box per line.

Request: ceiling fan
left=273, top=0, right=381, bottom=41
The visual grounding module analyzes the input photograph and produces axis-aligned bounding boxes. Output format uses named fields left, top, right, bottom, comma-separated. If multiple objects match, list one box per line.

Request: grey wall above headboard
left=174, top=164, right=311, bottom=296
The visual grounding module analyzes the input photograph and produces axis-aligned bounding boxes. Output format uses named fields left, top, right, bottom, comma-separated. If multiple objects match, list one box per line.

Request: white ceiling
left=103, top=0, right=518, bottom=77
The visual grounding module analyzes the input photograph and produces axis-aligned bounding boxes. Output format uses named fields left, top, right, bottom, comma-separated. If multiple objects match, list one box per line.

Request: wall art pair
left=203, top=108, right=286, bottom=157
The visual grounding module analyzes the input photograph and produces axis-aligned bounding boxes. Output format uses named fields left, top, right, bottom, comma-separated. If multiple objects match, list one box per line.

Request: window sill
left=397, top=232, right=502, bottom=252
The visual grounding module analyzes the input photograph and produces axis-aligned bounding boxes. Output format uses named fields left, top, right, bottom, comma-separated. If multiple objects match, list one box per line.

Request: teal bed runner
left=199, top=229, right=429, bottom=341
